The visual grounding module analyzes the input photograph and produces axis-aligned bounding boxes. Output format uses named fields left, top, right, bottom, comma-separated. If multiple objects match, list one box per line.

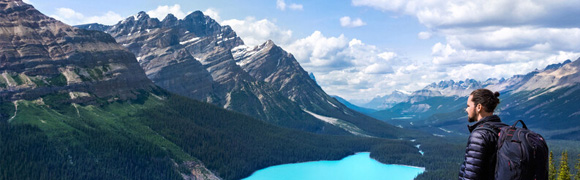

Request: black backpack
left=479, top=120, right=549, bottom=180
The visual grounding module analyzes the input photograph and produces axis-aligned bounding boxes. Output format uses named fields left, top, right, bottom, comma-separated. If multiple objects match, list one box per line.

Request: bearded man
left=458, top=89, right=505, bottom=180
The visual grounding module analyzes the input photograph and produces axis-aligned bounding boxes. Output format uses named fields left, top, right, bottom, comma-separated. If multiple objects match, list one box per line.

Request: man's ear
left=476, top=104, right=482, bottom=112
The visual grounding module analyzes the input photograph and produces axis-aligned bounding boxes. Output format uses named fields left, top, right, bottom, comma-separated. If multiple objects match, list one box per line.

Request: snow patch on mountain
left=438, top=127, right=452, bottom=133
left=303, top=109, right=373, bottom=137
left=231, top=45, right=256, bottom=67
left=179, top=37, right=200, bottom=45
left=303, top=109, right=338, bottom=124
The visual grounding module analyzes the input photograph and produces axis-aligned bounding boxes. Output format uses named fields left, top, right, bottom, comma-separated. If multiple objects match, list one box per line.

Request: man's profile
left=458, top=89, right=504, bottom=180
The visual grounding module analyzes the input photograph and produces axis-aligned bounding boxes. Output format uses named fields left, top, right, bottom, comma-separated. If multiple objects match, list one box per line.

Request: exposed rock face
left=513, top=59, right=580, bottom=92
left=232, top=41, right=378, bottom=130
left=105, top=11, right=247, bottom=105
left=0, top=0, right=153, bottom=103
left=78, top=11, right=342, bottom=134
left=79, top=11, right=406, bottom=137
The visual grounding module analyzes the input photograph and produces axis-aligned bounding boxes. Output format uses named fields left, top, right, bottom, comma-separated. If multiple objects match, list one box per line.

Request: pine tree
left=574, top=154, right=580, bottom=180
left=558, top=151, right=571, bottom=180
left=551, top=151, right=558, bottom=180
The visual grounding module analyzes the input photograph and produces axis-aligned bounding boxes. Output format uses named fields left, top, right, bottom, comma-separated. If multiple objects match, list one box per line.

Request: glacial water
left=243, top=152, right=425, bottom=180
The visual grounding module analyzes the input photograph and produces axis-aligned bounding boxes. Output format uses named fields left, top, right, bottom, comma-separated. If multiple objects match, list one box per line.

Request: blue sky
left=24, top=0, right=580, bottom=103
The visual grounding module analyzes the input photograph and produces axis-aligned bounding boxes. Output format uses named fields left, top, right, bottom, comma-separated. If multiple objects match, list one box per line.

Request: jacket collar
left=467, top=115, right=501, bottom=132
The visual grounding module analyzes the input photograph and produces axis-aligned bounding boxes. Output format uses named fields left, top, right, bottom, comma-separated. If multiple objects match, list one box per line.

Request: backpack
left=479, top=120, right=549, bottom=180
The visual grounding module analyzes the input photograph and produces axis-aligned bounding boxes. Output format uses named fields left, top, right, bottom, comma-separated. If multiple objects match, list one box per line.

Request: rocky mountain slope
left=0, top=0, right=215, bottom=178
left=78, top=11, right=406, bottom=138
left=0, top=0, right=153, bottom=103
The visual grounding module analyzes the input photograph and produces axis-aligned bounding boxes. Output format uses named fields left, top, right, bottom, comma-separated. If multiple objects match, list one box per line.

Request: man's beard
left=468, top=115, right=477, bottom=123
left=468, top=110, right=478, bottom=123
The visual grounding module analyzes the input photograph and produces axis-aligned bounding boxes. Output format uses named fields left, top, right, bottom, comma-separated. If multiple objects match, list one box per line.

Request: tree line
left=549, top=151, right=580, bottom=180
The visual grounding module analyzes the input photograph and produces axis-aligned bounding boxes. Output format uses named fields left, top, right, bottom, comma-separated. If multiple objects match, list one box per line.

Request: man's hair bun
left=471, top=89, right=501, bottom=112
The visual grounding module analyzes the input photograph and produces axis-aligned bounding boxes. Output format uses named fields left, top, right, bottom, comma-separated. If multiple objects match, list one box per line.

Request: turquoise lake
left=243, top=152, right=425, bottom=180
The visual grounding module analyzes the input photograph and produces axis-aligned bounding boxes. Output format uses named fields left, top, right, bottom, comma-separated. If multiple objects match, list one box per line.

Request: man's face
left=466, top=95, right=478, bottom=123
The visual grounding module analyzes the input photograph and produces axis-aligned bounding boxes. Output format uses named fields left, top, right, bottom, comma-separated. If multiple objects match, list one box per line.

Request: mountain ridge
left=77, top=11, right=408, bottom=138
left=359, top=58, right=580, bottom=139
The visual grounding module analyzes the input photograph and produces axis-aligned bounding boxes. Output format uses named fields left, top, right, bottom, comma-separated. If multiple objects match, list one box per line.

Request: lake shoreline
left=243, top=152, right=425, bottom=180
left=363, top=152, right=427, bottom=171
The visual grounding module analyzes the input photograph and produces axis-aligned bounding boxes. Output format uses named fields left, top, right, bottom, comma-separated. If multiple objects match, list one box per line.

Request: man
left=459, top=89, right=504, bottom=180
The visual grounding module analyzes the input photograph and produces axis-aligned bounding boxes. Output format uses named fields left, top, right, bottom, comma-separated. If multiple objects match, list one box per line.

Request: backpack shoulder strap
left=474, top=122, right=501, bottom=135
left=512, top=120, right=528, bottom=129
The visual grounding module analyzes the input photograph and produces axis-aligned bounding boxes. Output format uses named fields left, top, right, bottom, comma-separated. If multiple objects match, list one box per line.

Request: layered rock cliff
left=0, top=0, right=153, bottom=103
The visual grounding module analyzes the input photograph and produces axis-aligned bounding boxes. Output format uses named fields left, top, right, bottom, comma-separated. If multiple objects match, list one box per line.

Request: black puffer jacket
left=458, top=115, right=505, bottom=180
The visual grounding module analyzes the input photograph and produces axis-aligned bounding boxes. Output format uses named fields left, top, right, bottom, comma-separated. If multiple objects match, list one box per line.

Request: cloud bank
left=146, top=4, right=190, bottom=20
left=50, top=8, right=123, bottom=25
left=345, top=0, right=580, bottom=101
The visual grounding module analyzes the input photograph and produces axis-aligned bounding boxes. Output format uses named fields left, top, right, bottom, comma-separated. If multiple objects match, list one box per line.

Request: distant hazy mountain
left=367, top=59, right=580, bottom=140
left=77, top=11, right=407, bottom=138
left=361, top=90, right=411, bottom=110
left=332, top=95, right=377, bottom=114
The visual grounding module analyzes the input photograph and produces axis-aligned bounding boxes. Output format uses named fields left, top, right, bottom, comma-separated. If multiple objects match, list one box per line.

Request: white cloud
left=203, top=8, right=221, bottom=22
left=146, top=4, right=189, bottom=20
left=340, top=16, right=367, bottom=28
left=313, top=59, right=442, bottom=101
left=285, top=31, right=350, bottom=71
left=85, top=11, right=124, bottom=25
left=429, top=26, right=580, bottom=66
left=54, top=8, right=84, bottom=20
left=431, top=42, right=539, bottom=65
left=378, top=52, right=396, bottom=61
left=50, top=4, right=196, bottom=26
left=446, top=27, right=580, bottom=52
left=288, top=4, right=304, bottom=10
left=351, top=0, right=580, bottom=100
left=276, top=0, right=286, bottom=10
left=352, top=0, right=580, bottom=29
left=22, top=0, right=32, bottom=4
left=277, top=0, right=303, bottom=11
left=222, top=17, right=293, bottom=47
left=351, top=0, right=580, bottom=65
left=364, top=63, right=393, bottom=74
left=282, top=31, right=408, bottom=100
left=50, top=8, right=123, bottom=25
left=352, top=0, right=408, bottom=12
left=445, top=51, right=580, bottom=81
left=418, top=31, right=431, bottom=39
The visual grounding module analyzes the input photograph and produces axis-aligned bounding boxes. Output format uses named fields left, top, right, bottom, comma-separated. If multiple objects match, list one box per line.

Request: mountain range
left=76, top=11, right=406, bottom=138
left=349, top=59, right=580, bottom=140
left=7, top=1, right=576, bottom=179
left=0, top=1, right=464, bottom=180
